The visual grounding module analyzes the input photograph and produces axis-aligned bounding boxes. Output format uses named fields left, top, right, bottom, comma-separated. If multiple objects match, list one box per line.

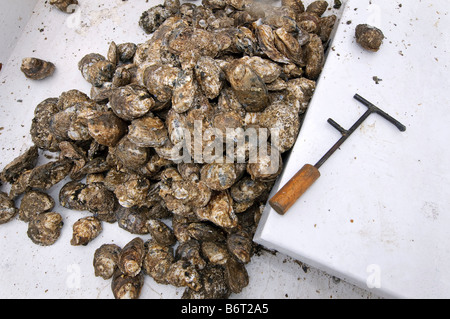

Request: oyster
left=148, top=219, right=177, bottom=246
left=0, top=192, right=17, bottom=225
left=20, top=57, right=55, bottom=80
left=201, top=241, right=229, bottom=265
left=114, top=176, right=150, bottom=208
left=139, top=5, right=172, bottom=34
left=70, top=216, right=103, bottom=246
left=224, top=59, right=270, bottom=112
left=116, top=206, right=151, bottom=235
left=176, top=239, right=206, bottom=270
left=27, top=159, right=73, bottom=190
left=224, top=256, right=249, bottom=294
left=49, top=0, right=78, bottom=13
left=30, top=98, right=62, bottom=152
left=94, top=244, right=121, bottom=280
left=182, top=264, right=230, bottom=299
left=110, top=136, right=150, bottom=169
left=109, top=84, right=155, bottom=121
left=227, top=229, right=252, bottom=264
left=195, top=191, right=238, bottom=229
left=246, top=142, right=283, bottom=182
left=111, top=269, right=144, bottom=299
left=143, top=239, right=174, bottom=284
left=172, top=70, right=198, bottom=113
left=18, top=190, right=55, bottom=222
left=1, top=146, right=38, bottom=183
left=87, top=111, right=127, bottom=147
left=118, top=237, right=145, bottom=277
left=194, top=56, right=225, bottom=100
left=258, top=101, right=301, bottom=153
left=305, top=33, right=324, bottom=80
left=27, top=212, right=63, bottom=246
left=128, top=114, right=168, bottom=148
left=78, top=53, right=115, bottom=87
left=306, top=0, right=329, bottom=16
left=230, top=175, right=269, bottom=204
left=355, top=24, right=385, bottom=52
left=142, top=64, right=180, bottom=103
left=254, top=24, right=291, bottom=64
left=117, top=43, right=138, bottom=63
left=165, top=260, right=202, bottom=291
left=281, top=0, right=305, bottom=16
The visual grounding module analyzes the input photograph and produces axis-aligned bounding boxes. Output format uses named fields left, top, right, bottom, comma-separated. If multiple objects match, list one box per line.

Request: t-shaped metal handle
left=269, top=94, right=407, bottom=215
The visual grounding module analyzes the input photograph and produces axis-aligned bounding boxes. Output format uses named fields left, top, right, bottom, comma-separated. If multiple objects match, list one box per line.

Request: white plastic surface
left=255, top=0, right=450, bottom=299
left=0, top=0, right=378, bottom=299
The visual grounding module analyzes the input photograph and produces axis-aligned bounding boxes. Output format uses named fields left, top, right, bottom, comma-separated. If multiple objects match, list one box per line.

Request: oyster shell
left=118, top=237, right=145, bottom=277
left=128, top=114, right=168, bottom=148
left=70, top=216, right=102, bottom=246
left=49, top=0, right=78, bottom=13
left=94, top=244, right=121, bottom=280
left=27, top=212, right=63, bottom=246
left=109, top=84, right=155, bottom=121
left=20, top=57, right=55, bottom=80
left=19, top=190, right=55, bottom=222
left=143, top=239, right=174, bottom=284
left=0, top=192, right=17, bottom=225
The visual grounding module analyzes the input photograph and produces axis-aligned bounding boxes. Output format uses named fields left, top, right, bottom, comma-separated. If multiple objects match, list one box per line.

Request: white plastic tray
left=255, top=0, right=450, bottom=299
left=0, top=0, right=377, bottom=299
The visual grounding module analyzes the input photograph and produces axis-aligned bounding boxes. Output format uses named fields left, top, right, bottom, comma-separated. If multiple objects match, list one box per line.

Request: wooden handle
left=269, top=164, right=321, bottom=215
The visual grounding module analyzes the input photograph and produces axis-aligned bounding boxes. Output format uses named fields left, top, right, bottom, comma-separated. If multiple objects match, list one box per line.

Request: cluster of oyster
left=0, top=0, right=338, bottom=299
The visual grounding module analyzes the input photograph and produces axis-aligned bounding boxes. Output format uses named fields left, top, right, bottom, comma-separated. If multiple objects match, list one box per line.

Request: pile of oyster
left=0, top=0, right=337, bottom=299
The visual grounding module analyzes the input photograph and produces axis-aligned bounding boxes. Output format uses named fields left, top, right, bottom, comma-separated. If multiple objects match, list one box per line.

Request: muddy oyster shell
left=143, top=64, right=180, bottom=103
left=195, top=191, right=238, bottom=229
left=27, top=212, right=63, bottom=246
left=110, top=135, right=150, bottom=169
left=194, top=56, right=225, bottom=100
left=224, top=59, right=270, bottom=112
left=30, top=98, right=62, bottom=152
left=246, top=143, right=283, bottom=182
left=306, top=0, right=329, bottom=17
left=109, top=84, right=155, bottom=121
left=258, top=101, right=300, bottom=153
left=139, top=5, right=172, bottom=34
left=1, top=146, right=39, bottom=184
left=166, top=259, right=202, bottom=291
left=200, top=161, right=237, bottom=191
left=305, top=33, right=325, bottom=80
left=172, top=70, right=198, bottom=113
left=201, top=241, right=229, bottom=265
left=111, top=268, right=144, bottom=299
left=19, top=190, right=55, bottom=222
left=87, top=111, right=127, bottom=147
left=70, top=216, right=103, bottom=246
left=182, top=264, right=230, bottom=299
left=355, top=24, right=385, bottom=52
left=143, top=239, right=174, bottom=284
left=94, top=244, right=121, bottom=280
left=50, top=0, right=78, bottom=13
left=0, top=192, right=17, bottom=225
left=128, top=114, right=168, bottom=148
left=118, top=237, right=145, bottom=277
left=78, top=53, right=115, bottom=87
left=20, top=57, right=55, bottom=80
left=148, top=219, right=177, bottom=246
left=176, top=239, right=206, bottom=270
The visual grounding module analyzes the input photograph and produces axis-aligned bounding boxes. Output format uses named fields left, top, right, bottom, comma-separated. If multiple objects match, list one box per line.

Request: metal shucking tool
left=269, top=93, right=407, bottom=216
